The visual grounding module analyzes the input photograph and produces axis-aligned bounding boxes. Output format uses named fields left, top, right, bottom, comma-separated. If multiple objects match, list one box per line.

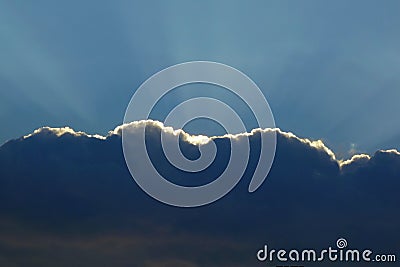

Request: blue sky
left=1, top=0, right=400, bottom=157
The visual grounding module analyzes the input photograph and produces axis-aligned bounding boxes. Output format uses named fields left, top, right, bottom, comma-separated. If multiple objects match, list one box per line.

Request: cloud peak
left=17, top=120, right=399, bottom=164
left=23, top=126, right=107, bottom=140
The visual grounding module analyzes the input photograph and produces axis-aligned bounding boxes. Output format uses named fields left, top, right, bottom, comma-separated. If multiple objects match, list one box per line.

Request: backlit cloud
left=1, top=121, right=399, bottom=266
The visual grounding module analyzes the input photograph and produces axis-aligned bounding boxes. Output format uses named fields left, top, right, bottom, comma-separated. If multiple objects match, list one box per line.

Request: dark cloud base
left=0, top=122, right=399, bottom=267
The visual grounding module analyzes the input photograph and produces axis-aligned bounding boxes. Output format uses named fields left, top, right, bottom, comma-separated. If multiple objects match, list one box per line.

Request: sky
left=1, top=3, right=400, bottom=264
left=1, top=0, right=400, bottom=157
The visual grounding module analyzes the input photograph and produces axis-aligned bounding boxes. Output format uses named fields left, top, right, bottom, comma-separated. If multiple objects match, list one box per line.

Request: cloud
left=339, top=153, right=371, bottom=168
left=0, top=121, right=399, bottom=266
left=23, top=126, right=107, bottom=140
left=20, top=120, right=392, bottom=165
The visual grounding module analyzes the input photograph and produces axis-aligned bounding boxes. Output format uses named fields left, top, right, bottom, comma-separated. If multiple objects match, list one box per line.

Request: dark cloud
left=0, top=121, right=399, bottom=266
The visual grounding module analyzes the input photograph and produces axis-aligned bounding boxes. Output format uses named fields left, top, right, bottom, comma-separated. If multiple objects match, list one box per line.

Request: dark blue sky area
left=1, top=1, right=400, bottom=157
